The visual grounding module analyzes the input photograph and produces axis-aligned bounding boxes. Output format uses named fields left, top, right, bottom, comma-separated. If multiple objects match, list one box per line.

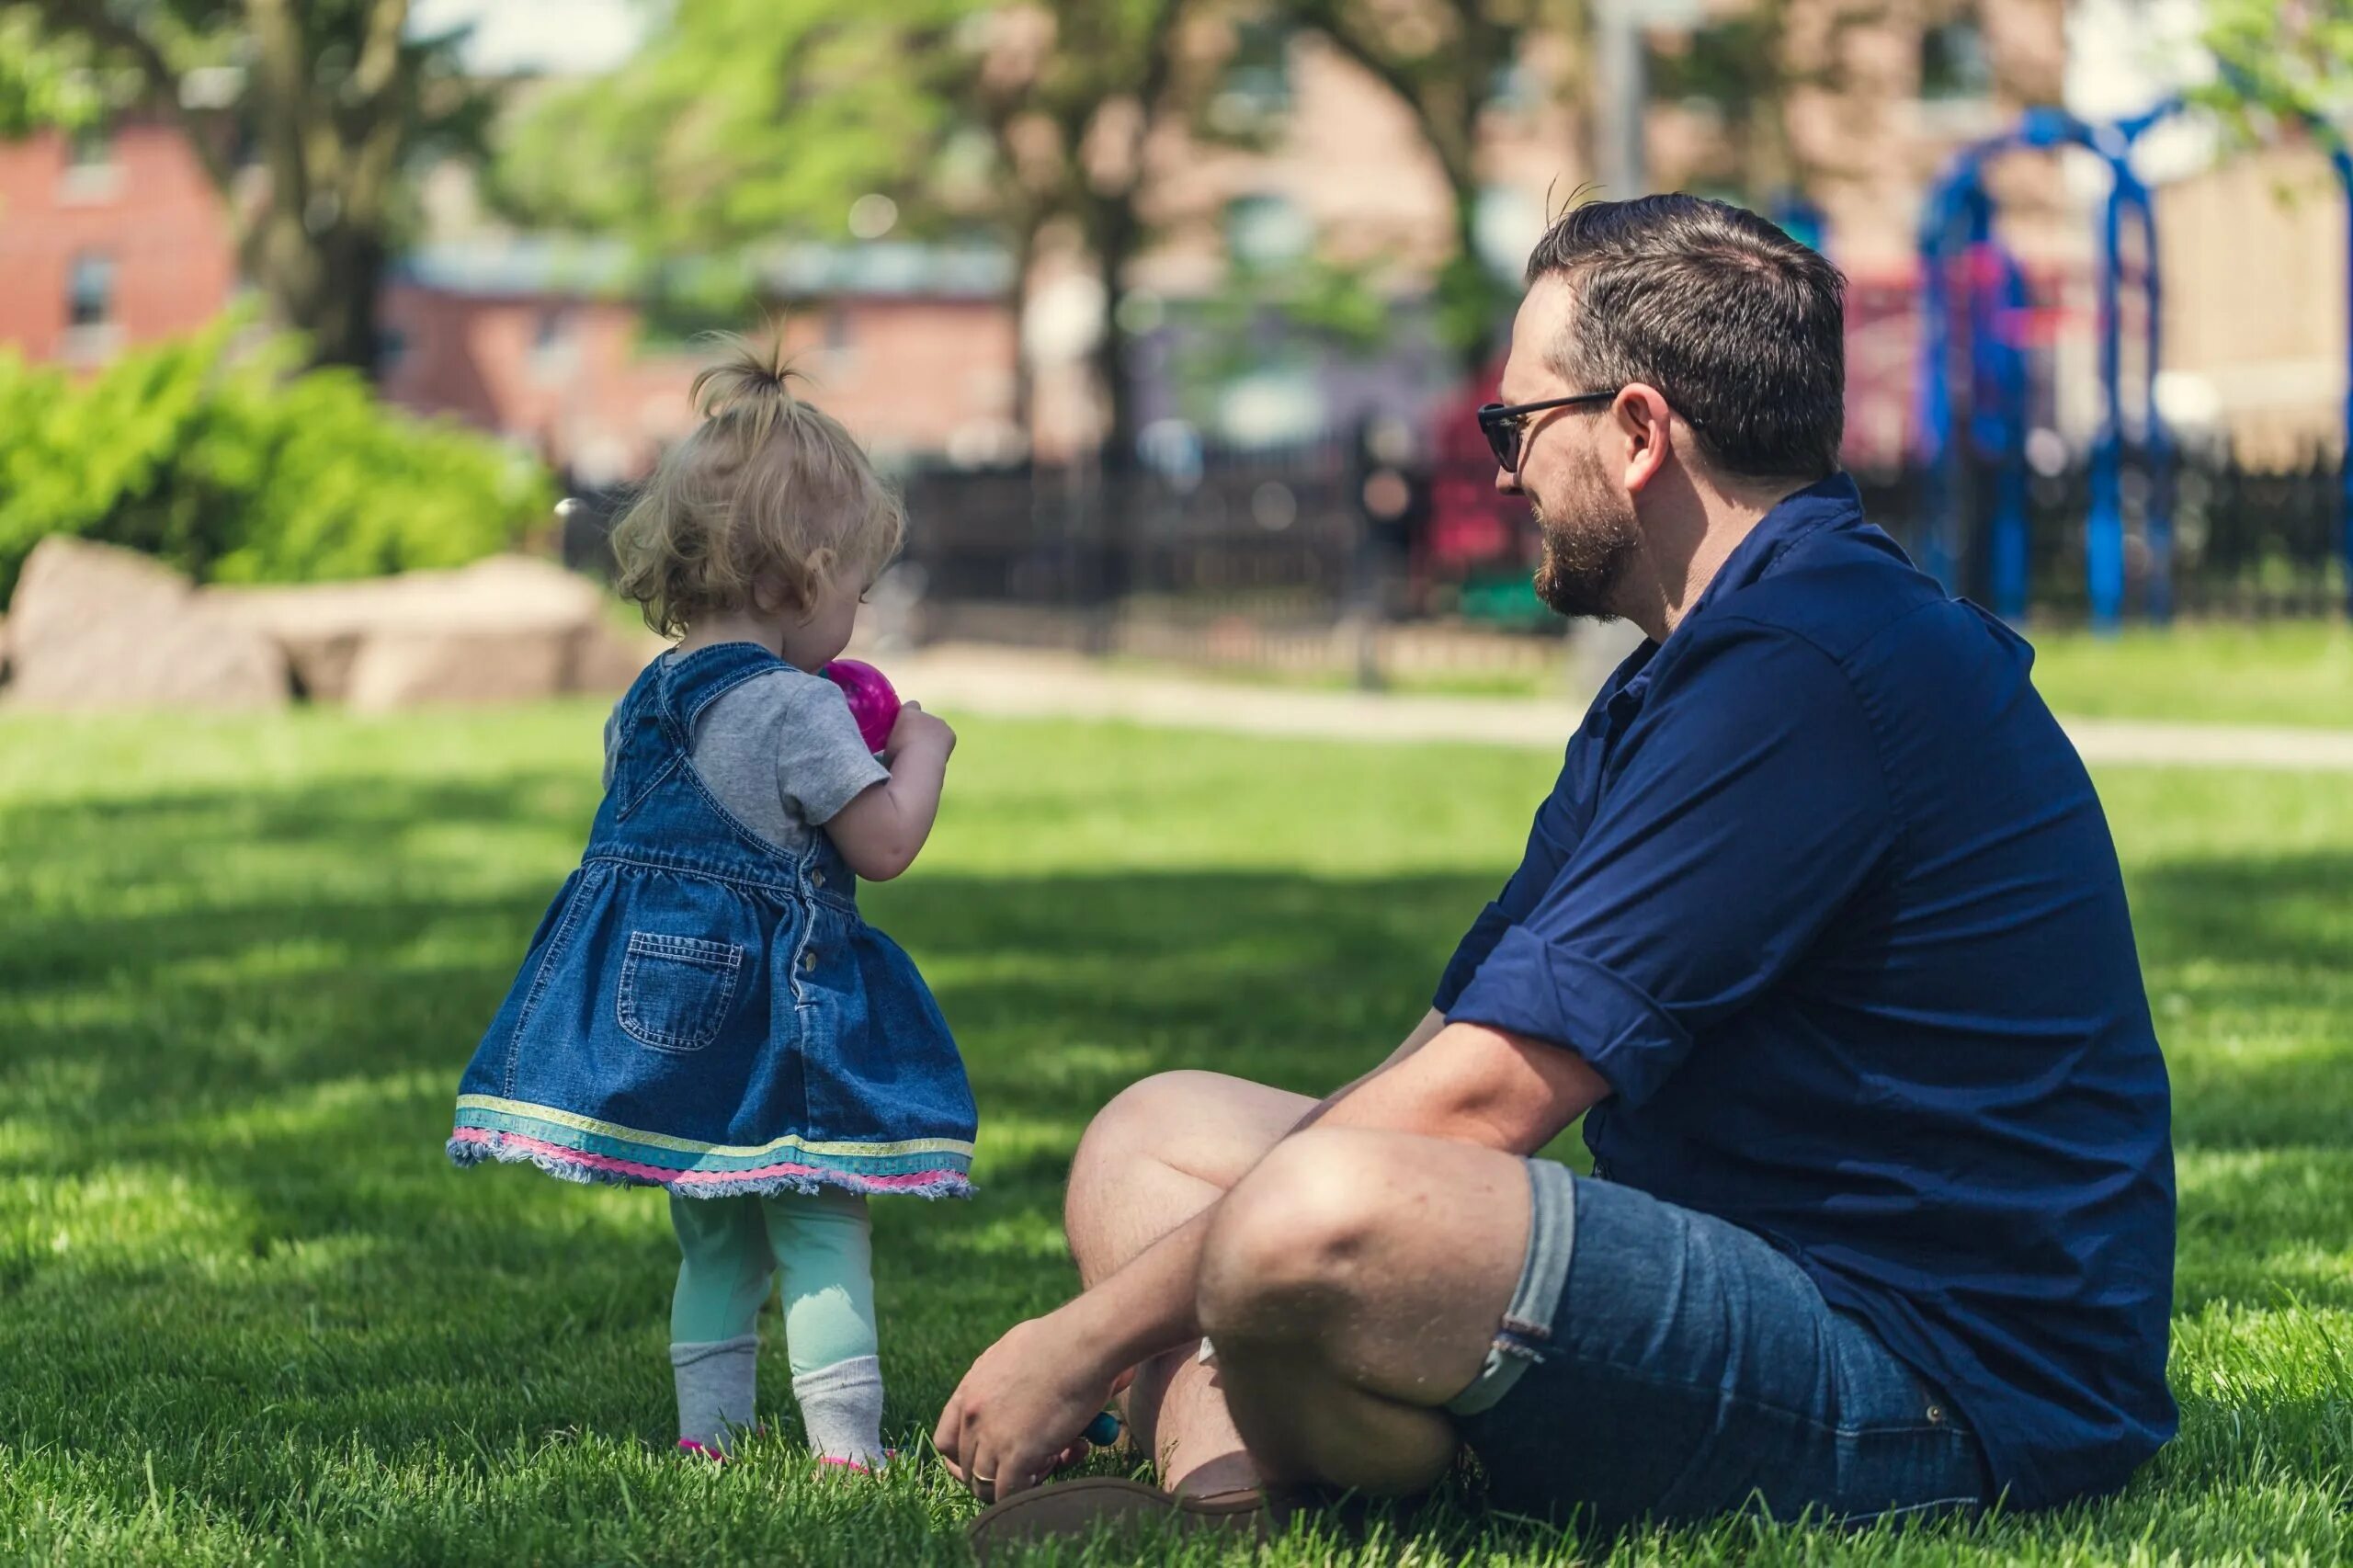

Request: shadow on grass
left=0, top=773, right=1514, bottom=1552
left=2129, top=851, right=2353, bottom=1152
left=6, top=771, right=2351, bottom=1559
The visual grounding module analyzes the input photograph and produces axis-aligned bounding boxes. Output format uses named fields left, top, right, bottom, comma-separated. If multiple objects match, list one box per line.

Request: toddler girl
left=448, top=337, right=975, bottom=1469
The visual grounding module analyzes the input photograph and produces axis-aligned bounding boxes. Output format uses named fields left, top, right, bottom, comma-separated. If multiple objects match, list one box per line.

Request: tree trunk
left=238, top=0, right=409, bottom=375
left=245, top=194, right=393, bottom=371
left=1089, top=196, right=1144, bottom=466
left=1447, top=176, right=1495, bottom=376
left=1005, top=217, right=1039, bottom=461
left=30, top=0, right=415, bottom=377
left=309, top=225, right=391, bottom=371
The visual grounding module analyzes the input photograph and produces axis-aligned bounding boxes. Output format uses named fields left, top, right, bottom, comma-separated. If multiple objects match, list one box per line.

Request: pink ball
left=822, top=659, right=902, bottom=754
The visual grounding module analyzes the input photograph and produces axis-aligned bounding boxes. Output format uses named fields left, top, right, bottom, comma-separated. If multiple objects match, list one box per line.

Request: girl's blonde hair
left=610, top=333, right=905, bottom=637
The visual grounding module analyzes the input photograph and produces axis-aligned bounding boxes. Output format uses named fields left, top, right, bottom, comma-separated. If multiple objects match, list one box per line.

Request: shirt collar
left=1688, top=472, right=1863, bottom=614
left=1602, top=472, right=1863, bottom=709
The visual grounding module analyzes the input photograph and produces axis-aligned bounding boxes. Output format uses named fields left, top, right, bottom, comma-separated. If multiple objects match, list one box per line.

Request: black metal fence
left=1855, top=445, right=2347, bottom=620
left=894, top=437, right=1386, bottom=650
left=558, top=433, right=2347, bottom=679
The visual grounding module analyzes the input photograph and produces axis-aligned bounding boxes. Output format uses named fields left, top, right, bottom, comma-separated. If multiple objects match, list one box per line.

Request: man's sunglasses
left=1477, top=391, right=1621, bottom=474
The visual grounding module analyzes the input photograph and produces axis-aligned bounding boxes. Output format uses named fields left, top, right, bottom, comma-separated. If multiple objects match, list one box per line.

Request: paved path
left=893, top=643, right=2353, bottom=773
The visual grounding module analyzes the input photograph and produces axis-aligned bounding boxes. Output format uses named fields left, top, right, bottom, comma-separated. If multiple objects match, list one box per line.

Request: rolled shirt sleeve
left=1433, top=771, right=1584, bottom=1013
left=1444, top=619, right=1897, bottom=1107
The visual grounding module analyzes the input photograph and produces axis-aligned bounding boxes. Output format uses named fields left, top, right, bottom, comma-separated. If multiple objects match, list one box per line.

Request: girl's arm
left=824, top=702, right=955, bottom=881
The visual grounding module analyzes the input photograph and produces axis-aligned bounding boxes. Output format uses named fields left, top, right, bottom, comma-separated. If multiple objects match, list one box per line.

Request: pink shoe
left=677, top=1426, right=767, bottom=1463
left=815, top=1449, right=896, bottom=1475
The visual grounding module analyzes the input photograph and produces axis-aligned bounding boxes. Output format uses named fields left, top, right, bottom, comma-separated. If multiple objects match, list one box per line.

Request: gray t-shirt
left=606, top=655, right=889, bottom=851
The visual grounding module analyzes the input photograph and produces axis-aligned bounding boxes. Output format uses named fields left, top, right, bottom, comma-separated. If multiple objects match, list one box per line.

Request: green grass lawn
left=5, top=706, right=2352, bottom=1564
left=2024, top=621, right=2353, bottom=730
left=1220, top=619, right=2353, bottom=727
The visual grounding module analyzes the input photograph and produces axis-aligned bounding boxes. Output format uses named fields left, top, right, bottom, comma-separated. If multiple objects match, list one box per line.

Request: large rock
left=202, top=554, right=660, bottom=710
left=2, top=538, right=290, bottom=711
left=346, top=627, right=580, bottom=712
left=566, top=616, right=660, bottom=696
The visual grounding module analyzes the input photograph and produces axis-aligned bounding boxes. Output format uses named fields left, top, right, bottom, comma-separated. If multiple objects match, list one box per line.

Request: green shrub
left=0, top=324, right=551, bottom=603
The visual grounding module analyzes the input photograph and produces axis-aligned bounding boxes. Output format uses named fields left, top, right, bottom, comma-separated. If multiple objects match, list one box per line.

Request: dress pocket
left=616, top=931, right=745, bottom=1053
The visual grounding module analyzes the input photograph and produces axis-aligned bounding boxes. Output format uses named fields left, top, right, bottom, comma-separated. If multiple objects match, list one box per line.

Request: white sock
left=792, top=1354, right=886, bottom=1467
left=672, top=1335, right=758, bottom=1452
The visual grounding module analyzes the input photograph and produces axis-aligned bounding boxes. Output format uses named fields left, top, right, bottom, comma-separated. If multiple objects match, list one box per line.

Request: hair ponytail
left=609, top=328, right=905, bottom=637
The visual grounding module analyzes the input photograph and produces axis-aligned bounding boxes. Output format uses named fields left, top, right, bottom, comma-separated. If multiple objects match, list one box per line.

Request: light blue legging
left=668, top=1188, right=877, bottom=1374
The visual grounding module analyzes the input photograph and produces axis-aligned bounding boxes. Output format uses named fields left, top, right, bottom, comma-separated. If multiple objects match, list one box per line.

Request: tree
left=1285, top=0, right=1575, bottom=369
left=492, top=0, right=970, bottom=266
left=6, top=0, right=490, bottom=372
left=496, top=0, right=1194, bottom=463
left=0, top=9, right=99, bottom=134
left=2199, top=0, right=2353, bottom=138
left=1649, top=2, right=1804, bottom=205
left=1647, top=0, right=1894, bottom=219
left=958, top=0, right=1190, bottom=460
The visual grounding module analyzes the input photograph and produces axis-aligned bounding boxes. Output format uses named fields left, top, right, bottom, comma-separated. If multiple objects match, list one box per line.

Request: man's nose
left=1494, top=467, right=1520, bottom=496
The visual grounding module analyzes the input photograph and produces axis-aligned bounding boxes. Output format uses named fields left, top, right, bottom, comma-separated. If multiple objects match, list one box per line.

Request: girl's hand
left=884, top=701, right=956, bottom=763
left=827, top=702, right=952, bottom=881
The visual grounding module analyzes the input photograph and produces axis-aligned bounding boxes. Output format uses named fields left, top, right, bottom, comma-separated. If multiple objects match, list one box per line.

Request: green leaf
left=0, top=324, right=551, bottom=602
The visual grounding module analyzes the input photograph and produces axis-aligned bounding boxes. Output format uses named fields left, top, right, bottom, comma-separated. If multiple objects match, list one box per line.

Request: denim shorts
left=1448, top=1161, right=1992, bottom=1535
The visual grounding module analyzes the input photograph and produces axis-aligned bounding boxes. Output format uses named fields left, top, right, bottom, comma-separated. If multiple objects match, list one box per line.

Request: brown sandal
left=966, top=1478, right=1289, bottom=1561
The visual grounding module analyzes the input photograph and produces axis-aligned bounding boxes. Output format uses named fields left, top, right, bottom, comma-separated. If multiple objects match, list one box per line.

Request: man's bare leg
left=1063, top=1070, right=1309, bottom=1493
left=1195, top=1125, right=1533, bottom=1495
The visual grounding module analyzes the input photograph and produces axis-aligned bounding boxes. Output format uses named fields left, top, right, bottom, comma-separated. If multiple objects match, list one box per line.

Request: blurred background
left=0, top=0, right=2347, bottom=701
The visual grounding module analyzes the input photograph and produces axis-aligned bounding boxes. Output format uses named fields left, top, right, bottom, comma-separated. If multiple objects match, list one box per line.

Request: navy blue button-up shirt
left=1436, top=475, right=2176, bottom=1509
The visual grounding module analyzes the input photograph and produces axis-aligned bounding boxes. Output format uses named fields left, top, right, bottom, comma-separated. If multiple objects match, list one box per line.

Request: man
left=940, top=195, right=2177, bottom=1549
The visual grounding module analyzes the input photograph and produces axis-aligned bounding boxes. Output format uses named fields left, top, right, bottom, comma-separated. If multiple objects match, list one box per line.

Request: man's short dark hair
left=1523, top=195, right=1847, bottom=481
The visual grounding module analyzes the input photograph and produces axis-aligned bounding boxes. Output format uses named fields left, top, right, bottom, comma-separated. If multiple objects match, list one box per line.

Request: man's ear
left=1613, top=384, right=1676, bottom=495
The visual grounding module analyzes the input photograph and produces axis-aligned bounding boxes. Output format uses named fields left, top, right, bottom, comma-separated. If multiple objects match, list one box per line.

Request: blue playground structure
left=1914, top=98, right=2353, bottom=627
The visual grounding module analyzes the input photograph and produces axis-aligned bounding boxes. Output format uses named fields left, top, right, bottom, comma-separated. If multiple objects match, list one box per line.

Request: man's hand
left=934, top=1312, right=1120, bottom=1502
left=927, top=1014, right=1604, bottom=1502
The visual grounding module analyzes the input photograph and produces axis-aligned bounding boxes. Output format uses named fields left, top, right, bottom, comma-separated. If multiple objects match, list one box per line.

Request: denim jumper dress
left=449, top=642, right=976, bottom=1199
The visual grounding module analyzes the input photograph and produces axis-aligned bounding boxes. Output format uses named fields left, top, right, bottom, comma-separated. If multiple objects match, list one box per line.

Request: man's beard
left=1529, top=468, right=1641, bottom=620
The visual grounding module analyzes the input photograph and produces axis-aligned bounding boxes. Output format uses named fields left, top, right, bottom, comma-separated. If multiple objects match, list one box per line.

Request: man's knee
left=1196, top=1129, right=1391, bottom=1346
left=1070, top=1071, right=1220, bottom=1199
left=1065, top=1071, right=1252, bottom=1281
left=1076, top=1070, right=1220, bottom=1154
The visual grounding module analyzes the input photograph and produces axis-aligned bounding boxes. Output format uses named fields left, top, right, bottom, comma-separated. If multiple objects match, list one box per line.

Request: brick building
left=374, top=240, right=1026, bottom=482
left=1, top=1, right=2341, bottom=472
left=1117, top=0, right=2075, bottom=462
left=0, top=117, right=237, bottom=365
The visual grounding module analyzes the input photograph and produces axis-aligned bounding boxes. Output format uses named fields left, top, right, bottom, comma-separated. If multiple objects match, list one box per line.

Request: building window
left=528, top=305, right=579, bottom=382
left=1920, top=21, right=1992, bottom=102
left=1225, top=193, right=1313, bottom=269
left=68, top=253, right=115, bottom=328
left=1208, top=16, right=1292, bottom=135
left=68, top=120, right=113, bottom=169
left=58, top=119, right=124, bottom=203
left=62, top=251, right=120, bottom=364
